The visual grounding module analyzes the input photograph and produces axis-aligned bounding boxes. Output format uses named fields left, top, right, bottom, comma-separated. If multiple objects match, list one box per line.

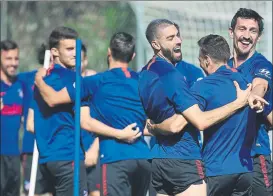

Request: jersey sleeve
left=190, top=81, right=208, bottom=111
left=159, top=70, right=198, bottom=113
left=66, top=74, right=102, bottom=103
left=253, top=60, right=273, bottom=91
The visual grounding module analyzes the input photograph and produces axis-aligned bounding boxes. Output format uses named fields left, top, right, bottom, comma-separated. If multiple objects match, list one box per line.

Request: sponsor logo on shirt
left=256, top=69, right=271, bottom=79
left=18, top=88, right=23, bottom=98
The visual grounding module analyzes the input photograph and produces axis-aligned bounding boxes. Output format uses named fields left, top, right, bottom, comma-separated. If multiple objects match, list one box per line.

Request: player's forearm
left=81, top=117, right=122, bottom=139
left=86, top=137, right=99, bottom=154
left=35, top=77, right=59, bottom=107
left=153, top=114, right=188, bottom=135
left=251, top=83, right=267, bottom=98
left=26, top=109, right=34, bottom=133
left=186, top=101, right=242, bottom=131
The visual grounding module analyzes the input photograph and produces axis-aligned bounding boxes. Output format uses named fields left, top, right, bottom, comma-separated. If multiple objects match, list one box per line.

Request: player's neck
left=0, top=70, right=14, bottom=85
left=233, top=49, right=255, bottom=68
left=109, top=60, right=129, bottom=70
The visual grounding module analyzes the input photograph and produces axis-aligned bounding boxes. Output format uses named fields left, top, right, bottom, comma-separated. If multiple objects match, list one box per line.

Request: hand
left=0, top=98, right=3, bottom=110
left=248, top=94, right=269, bottom=113
left=117, top=123, right=142, bottom=143
left=146, top=119, right=157, bottom=136
left=34, top=68, right=47, bottom=85
left=233, top=81, right=252, bottom=107
left=85, top=150, right=99, bottom=167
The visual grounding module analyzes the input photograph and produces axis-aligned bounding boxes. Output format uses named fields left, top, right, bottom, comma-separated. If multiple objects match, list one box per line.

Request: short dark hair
left=145, top=19, right=175, bottom=44
left=37, top=43, right=48, bottom=65
left=198, top=34, right=231, bottom=63
left=231, top=8, right=264, bottom=35
left=109, top=32, right=135, bottom=63
left=0, top=40, right=18, bottom=51
left=48, top=26, right=78, bottom=49
left=81, top=42, right=87, bottom=57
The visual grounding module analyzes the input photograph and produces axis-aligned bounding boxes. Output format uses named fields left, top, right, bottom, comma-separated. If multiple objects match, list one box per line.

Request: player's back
left=89, top=67, right=151, bottom=164
left=139, top=56, right=201, bottom=160
left=191, top=66, right=255, bottom=176
left=33, top=64, right=84, bottom=163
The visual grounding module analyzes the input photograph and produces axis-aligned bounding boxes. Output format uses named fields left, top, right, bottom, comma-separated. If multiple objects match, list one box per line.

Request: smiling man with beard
left=0, top=40, right=23, bottom=196
left=138, top=19, right=258, bottom=196
left=227, top=8, right=273, bottom=196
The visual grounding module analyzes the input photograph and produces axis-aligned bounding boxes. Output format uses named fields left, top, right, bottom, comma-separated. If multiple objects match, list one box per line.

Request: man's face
left=157, top=25, right=182, bottom=64
left=229, top=17, right=260, bottom=57
left=0, top=48, right=19, bottom=78
left=55, top=39, right=76, bottom=68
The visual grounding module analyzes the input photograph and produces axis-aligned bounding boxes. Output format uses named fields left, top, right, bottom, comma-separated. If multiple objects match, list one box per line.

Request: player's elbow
left=169, top=124, right=182, bottom=134
left=195, top=121, right=207, bottom=131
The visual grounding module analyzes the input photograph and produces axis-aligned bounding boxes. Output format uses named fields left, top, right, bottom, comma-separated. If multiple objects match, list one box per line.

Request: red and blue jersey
left=138, top=56, right=201, bottom=160
left=191, top=65, right=256, bottom=176
left=228, top=52, right=273, bottom=156
left=66, top=67, right=151, bottom=165
left=1, top=78, right=25, bottom=155
left=32, top=64, right=85, bottom=164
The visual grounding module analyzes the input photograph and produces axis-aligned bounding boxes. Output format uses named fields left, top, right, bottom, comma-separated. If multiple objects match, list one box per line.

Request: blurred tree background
left=3, top=1, right=137, bottom=73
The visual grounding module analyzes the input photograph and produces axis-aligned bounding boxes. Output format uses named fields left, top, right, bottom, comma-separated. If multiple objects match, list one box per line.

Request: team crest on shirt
left=196, top=77, right=203, bottom=82
left=83, top=190, right=88, bottom=196
left=18, top=88, right=23, bottom=98
left=257, top=69, right=271, bottom=79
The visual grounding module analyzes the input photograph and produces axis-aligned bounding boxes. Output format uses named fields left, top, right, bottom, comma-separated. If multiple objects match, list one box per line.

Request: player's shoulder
left=254, top=52, right=272, bottom=66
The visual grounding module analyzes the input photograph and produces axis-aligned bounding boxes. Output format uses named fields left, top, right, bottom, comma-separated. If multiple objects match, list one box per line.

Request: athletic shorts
left=21, top=153, right=54, bottom=195
left=0, top=155, right=21, bottom=196
left=101, top=159, right=151, bottom=196
left=207, top=172, right=252, bottom=196
left=39, top=160, right=88, bottom=196
left=151, top=158, right=205, bottom=195
left=86, top=163, right=101, bottom=193
left=252, top=155, right=273, bottom=196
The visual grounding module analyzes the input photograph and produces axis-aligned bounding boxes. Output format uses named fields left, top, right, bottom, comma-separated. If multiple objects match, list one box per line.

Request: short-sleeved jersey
left=138, top=56, right=201, bottom=160
left=1, top=78, right=24, bottom=155
left=18, top=70, right=37, bottom=154
left=176, top=60, right=205, bottom=87
left=228, top=52, right=273, bottom=156
left=66, top=67, right=151, bottom=165
left=32, top=64, right=84, bottom=164
left=191, top=65, right=255, bottom=176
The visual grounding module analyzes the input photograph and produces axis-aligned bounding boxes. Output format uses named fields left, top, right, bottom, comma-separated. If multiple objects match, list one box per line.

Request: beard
left=161, top=46, right=182, bottom=64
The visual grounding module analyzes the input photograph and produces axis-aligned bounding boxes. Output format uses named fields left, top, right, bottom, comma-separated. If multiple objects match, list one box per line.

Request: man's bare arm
left=182, top=81, right=252, bottom=131
left=80, top=106, right=141, bottom=142
left=85, top=137, right=99, bottom=167
left=248, top=78, right=269, bottom=111
left=26, top=108, right=34, bottom=133
left=35, top=76, right=71, bottom=107
left=147, top=114, right=188, bottom=135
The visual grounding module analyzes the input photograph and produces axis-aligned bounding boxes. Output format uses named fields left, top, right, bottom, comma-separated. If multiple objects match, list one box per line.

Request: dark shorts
left=21, top=153, right=54, bottom=195
left=39, top=160, right=88, bottom=196
left=151, top=158, right=205, bottom=195
left=0, top=155, right=21, bottom=196
left=101, top=159, right=151, bottom=196
left=207, top=172, right=252, bottom=196
left=252, top=155, right=273, bottom=196
left=86, top=163, right=101, bottom=193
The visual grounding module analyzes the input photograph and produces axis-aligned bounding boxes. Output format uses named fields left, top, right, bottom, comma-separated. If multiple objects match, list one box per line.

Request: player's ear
left=131, top=52, right=136, bottom=61
left=107, top=48, right=111, bottom=56
left=51, top=48, right=59, bottom=57
left=151, top=40, right=160, bottom=51
left=205, top=55, right=211, bottom=67
left=228, top=27, right=234, bottom=39
left=257, top=35, right=262, bottom=42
